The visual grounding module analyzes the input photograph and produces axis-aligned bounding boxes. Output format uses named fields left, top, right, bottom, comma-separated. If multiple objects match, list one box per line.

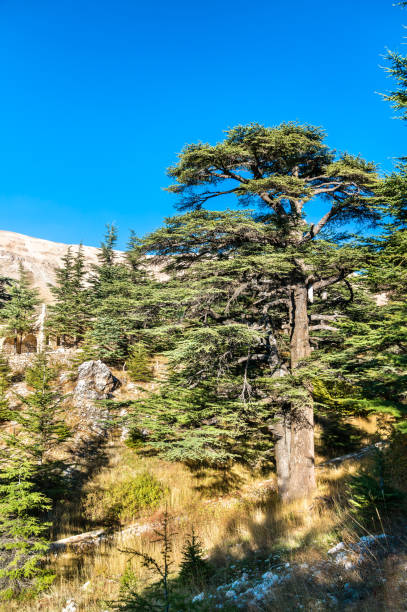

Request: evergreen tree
left=126, top=342, right=153, bottom=383
left=89, top=225, right=162, bottom=365
left=0, top=353, right=12, bottom=421
left=129, top=122, right=380, bottom=500
left=0, top=277, right=11, bottom=309
left=1, top=265, right=39, bottom=354
left=6, top=353, right=70, bottom=494
left=382, top=2, right=407, bottom=119
left=178, top=529, right=211, bottom=587
left=47, top=245, right=90, bottom=345
left=0, top=455, right=54, bottom=600
left=117, top=510, right=174, bottom=612
left=323, top=2, right=407, bottom=433
left=0, top=388, right=54, bottom=598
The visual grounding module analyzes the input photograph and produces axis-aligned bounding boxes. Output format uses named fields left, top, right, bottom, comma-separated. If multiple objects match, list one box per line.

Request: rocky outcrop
left=71, top=360, right=121, bottom=441
left=74, top=360, right=120, bottom=403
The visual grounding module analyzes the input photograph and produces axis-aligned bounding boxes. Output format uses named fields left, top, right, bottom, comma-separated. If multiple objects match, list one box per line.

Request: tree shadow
left=315, top=413, right=374, bottom=459
left=50, top=431, right=113, bottom=539
left=188, top=465, right=245, bottom=496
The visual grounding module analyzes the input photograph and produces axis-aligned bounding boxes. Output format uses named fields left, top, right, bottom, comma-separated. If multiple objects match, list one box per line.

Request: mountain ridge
left=0, top=230, right=121, bottom=302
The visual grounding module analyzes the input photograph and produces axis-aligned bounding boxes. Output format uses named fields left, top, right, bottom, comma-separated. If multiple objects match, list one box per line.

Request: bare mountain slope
left=0, top=230, right=115, bottom=302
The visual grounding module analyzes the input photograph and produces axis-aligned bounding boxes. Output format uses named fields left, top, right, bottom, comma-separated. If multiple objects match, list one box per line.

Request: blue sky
left=0, top=0, right=406, bottom=249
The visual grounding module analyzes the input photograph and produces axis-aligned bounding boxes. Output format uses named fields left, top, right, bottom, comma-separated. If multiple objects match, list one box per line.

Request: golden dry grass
left=2, top=361, right=403, bottom=611
left=4, top=445, right=367, bottom=612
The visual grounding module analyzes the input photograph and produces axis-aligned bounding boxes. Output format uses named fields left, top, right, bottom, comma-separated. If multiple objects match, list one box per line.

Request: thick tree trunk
left=275, top=284, right=316, bottom=502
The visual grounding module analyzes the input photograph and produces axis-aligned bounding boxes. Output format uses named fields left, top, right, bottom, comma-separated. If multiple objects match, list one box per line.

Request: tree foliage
left=0, top=265, right=39, bottom=353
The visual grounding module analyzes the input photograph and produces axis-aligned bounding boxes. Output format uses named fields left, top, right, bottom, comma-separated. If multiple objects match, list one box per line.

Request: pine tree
left=0, top=455, right=54, bottom=600
left=0, top=277, right=11, bottom=309
left=322, top=3, right=407, bottom=433
left=47, top=245, right=90, bottom=345
left=128, top=122, right=380, bottom=500
left=88, top=225, right=161, bottom=365
left=1, top=265, right=39, bottom=354
left=126, top=342, right=153, bottom=383
left=178, top=529, right=210, bottom=587
left=0, top=388, right=54, bottom=599
left=6, top=353, right=70, bottom=494
left=0, top=353, right=12, bottom=421
left=117, top=509, right=174, bottom=612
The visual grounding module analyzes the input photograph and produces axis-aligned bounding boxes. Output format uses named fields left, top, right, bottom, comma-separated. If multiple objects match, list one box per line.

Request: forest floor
left=3, top=357, right=407, bottom=611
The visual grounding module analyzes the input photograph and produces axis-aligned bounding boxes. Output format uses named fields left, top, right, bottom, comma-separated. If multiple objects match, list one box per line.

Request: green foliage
left=104, top=473, right=165, bottom=523
left=0, top=449, right=54, bottom=598
left=126, top=343, right=153, bottom=383
left=384, top=51, right=407, bottom=120
left=166, top=121, right=379, bottom=223
left=0, top=353, right=11, bottom=389
left=88, top=225, right=161, bottom=365
left=178, top=530, right=211, bottom=587
left=124, top=122, right=381, bottom=479
left=69, top=335, right=99, bottom=370
left=0, top=265, right=39, bottom=353
left=88, top=315, right=129, bottom=365
left=117, top=510, right=174, bottom=612
left=128, top=379, right=275, bottom=468
left=46, top=245, right=91, bottom=344
left=5, top=353, right=71, bottom=496
left=0, top=353, right=12, bottom=421
left=0, top=277, right=11, bottom=309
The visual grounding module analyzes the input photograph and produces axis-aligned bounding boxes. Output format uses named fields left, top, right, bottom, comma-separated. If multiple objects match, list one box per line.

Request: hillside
left=0, top=231, right=109, bottom=302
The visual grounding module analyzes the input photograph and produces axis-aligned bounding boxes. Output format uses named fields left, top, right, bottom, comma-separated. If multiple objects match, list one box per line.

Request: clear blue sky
left=1, top=0, right=406, bottom=249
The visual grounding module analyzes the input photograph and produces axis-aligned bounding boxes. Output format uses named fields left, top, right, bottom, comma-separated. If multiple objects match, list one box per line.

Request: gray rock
left=74, top=360, right=120, bottom=402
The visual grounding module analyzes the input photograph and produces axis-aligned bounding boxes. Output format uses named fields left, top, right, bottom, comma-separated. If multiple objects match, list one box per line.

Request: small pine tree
left=126, top=343, right=153, bottom=383
left=0, top=447, right=54, bottom=598
left=0, top=353, right=12, bottom=421
left=117, top=509, right=174, bottom=612
left=0, top=265, right=39, bottom=354
left=47, top=245, right=90, bottom=346
left=7, top=353, right=70, bottom=494
left=178, top=529, right=211, bottom=587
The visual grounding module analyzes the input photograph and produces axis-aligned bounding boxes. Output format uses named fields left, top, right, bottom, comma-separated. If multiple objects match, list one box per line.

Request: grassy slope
left=3, top=359, right=407, bottom=611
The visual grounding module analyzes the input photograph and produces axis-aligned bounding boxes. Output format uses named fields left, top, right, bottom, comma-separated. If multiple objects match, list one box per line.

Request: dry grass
left=2, top=362, right=404, bottom=611
left=4, top=447, right=366, bottom=612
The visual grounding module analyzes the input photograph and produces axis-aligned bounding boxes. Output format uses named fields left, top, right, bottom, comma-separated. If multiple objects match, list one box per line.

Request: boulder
left=74, top=360, right=120, bottom=401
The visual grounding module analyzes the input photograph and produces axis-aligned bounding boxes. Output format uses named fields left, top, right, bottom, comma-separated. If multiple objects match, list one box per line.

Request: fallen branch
left=316, top=442, right=386, bottom=468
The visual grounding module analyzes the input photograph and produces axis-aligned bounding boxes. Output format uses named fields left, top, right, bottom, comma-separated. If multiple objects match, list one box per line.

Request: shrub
left=105, top=473, right=165, bottom=523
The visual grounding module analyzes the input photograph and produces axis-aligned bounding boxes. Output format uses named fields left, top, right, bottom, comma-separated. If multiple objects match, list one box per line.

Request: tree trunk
left=16, top=333, right=22, bottom=355
left=37, top=304, right=46, bottom=353
left=275, top=284, right=316, bottom=502
left=290, top=284, right=311, bottom=369
left=274, top=407, right=292, bottom=499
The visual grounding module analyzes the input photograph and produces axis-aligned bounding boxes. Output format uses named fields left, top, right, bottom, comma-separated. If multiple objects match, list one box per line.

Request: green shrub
left=106, top=473, right=165, bottom=522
